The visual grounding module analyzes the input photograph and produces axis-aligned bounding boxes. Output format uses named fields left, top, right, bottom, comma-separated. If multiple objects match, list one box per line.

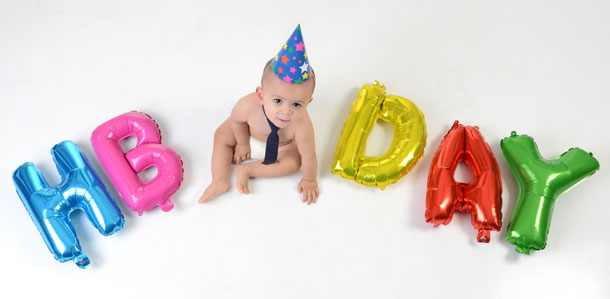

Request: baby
left=199, top=25, right=319, bottom=205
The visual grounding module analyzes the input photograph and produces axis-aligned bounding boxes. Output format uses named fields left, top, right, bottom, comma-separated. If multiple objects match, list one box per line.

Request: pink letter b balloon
left=91, top=111, right=184, bottom=215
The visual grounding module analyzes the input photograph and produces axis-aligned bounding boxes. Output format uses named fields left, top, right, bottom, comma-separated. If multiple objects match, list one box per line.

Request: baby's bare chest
left=247, top=110, right=296, bottom=144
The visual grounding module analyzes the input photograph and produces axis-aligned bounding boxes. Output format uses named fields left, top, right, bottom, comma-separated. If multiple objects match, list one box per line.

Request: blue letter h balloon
left=13, top=141, right=124, bottom=269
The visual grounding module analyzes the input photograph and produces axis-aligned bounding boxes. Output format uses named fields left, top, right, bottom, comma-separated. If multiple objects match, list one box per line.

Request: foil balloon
left=425, top=121, right=502, bottom=243
left=331, top=81, right=426, bottom=189
left=91, top=111, right=184, bottom=215
left=501, top=132, right=599, bottom=254
left=12, top=141, right=124, bottom=269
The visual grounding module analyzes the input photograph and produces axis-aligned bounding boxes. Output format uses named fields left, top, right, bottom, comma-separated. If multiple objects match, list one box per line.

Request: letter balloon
left=12, top=141, right=124, bottom=269
left=501, top=132, right=599, bottom=254
left=331, top=81, right=426, bottom=190
left=91, top=111, right=184, bottom=215
left=425, top=121, right=503, bottom=243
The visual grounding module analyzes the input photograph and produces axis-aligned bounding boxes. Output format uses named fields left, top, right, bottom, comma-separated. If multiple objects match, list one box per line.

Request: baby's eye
left=292, top=103, right=302, bottom=109
left=274, top=98, right=282, bottom=104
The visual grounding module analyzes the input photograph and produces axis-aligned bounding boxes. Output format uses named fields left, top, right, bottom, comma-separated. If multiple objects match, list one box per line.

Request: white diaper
left=249, top=136, right=267, bottom=161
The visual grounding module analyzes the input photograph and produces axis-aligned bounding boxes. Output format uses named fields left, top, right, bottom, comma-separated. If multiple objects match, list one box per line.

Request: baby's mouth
left=276, top=118, right=290, bottom=123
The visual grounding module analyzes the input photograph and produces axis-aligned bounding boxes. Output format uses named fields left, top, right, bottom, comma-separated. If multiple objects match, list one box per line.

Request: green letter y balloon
left=501, top=132, right=599, bottom=254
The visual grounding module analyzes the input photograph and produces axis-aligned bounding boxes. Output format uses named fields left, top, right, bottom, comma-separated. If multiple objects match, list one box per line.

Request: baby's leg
left=199, top=119, right=237, bottom=203
left=235, top=143, right=301, bottom=194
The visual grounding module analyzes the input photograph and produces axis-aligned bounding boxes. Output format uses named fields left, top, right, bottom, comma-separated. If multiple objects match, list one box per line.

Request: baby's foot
left=199, top=180, right=230, bottom=203
left=235, top=164, right=250, bottom=194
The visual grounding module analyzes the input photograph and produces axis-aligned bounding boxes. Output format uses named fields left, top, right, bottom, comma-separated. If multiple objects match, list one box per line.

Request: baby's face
left=257, top=74, right=314, bottom=129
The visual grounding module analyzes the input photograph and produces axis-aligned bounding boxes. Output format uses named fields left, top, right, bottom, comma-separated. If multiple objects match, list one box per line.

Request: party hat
left=270, top=24, right=311, bottom=83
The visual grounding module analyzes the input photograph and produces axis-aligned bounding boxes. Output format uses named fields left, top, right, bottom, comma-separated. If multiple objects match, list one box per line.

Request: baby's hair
left=261, top=59, right=316, bottom=91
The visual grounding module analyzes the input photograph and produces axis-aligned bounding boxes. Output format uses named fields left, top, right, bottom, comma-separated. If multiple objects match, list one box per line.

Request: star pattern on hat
left=270, top=24, right=311, bottom=84
left=295, top=41, right=304, bottom=51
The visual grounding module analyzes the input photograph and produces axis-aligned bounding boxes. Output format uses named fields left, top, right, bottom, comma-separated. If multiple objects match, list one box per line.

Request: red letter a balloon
left=425, top=121, right=503, bottom=243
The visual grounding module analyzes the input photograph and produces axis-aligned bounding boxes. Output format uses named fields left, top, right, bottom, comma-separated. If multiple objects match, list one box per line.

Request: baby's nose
left=281, top=105, right=292, bottom=115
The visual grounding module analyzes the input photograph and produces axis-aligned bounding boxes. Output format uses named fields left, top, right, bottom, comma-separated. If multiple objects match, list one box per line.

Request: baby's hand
left=233, top=144, right=251, bottom=164
left=297, top=179, right=319, bottom=205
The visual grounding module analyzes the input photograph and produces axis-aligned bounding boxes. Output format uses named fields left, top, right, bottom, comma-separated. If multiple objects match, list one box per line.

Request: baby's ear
left=255, top=87, right=264, bottom=104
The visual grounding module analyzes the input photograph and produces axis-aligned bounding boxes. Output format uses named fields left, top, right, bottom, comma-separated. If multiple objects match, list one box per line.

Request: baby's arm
left=230, top=96, right=252, bottom=163
left=295, top=118, right=319, bottom=204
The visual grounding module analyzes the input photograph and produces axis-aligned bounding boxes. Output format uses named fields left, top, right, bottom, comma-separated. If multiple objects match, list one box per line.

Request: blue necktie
left=262, top=106, right=279, bottom=165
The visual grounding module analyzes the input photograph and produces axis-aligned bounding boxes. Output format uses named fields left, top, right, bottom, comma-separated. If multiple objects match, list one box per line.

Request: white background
left=1, top=0, right=609, bottom=298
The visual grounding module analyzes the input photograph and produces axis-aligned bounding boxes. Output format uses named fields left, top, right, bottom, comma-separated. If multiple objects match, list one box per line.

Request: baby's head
left=256, top=59, right=316, bottom=128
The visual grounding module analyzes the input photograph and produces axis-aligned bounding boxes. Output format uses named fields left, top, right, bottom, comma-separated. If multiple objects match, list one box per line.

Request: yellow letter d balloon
left=332, top=81, right=426, bottom=190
